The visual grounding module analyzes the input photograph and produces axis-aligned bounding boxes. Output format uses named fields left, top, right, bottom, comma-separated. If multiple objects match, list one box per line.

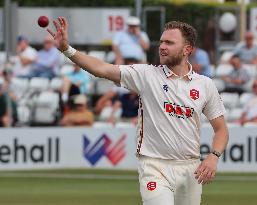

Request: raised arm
left=47, top=17, right=120, bottom=84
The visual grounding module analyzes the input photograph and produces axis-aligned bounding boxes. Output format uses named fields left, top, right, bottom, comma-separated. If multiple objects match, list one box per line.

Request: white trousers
left=138, top=156, right=202, bottom=205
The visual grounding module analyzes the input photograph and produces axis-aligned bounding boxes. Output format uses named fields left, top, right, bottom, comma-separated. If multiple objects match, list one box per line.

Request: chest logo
left=164, top=102, right=194, bottom=119
left=190, top=89, right=199, bottom=100
left=163, top=84, right=168, bottom=92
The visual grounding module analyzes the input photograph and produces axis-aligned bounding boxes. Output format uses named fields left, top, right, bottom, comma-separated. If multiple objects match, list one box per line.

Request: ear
left=184, top=45, right=193, bottom=56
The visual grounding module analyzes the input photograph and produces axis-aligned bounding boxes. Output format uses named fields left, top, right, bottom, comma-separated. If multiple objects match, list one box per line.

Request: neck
left=168, top=60, right=190, bottom=77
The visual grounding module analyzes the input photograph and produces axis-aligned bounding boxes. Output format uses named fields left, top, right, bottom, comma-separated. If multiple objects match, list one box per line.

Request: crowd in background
left=0, top=16, right=257, bottom=127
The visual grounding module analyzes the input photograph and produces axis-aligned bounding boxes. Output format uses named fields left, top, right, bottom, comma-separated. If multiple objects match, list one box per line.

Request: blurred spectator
left=95, top=86, right=139, bottom=124
left=238, top=79, right=257, bottom=125
left=189, top=47, right=211, bottom=78
left=13, top=35, right=38, bottom=77
left=0, top=78, right=17, bottom=127
left=95, top=88, right=124, bottom=123
left=95, top=59, right=139, bottom=124
left=30, top=35, right=60, bottom=79
left=221, top=55, right=250, bottom=95
left=61, top=64, right=91, bottom=103
left=112, top=16, right=150, bottom=64
left=120, top=91, right=139, bottom=123
left=60, top=95, right=94, bottom=126
left=233, top=31, right=257, bottom=65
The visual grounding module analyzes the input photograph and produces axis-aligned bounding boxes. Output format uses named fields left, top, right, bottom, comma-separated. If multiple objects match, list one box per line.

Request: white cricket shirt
left=120, top=64, right=226, bottom=160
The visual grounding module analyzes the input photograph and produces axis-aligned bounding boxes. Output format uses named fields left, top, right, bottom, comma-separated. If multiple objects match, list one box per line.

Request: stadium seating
left=242, top=77, right=255, bottom=92
left=11, top=77, right=30, bottom=100
left=50, top=77, right=63, bottom=91
left=95, top=78, right=115, bottom=95
left=17, top=105, right=31, bottom=125
left=0, top=51, right=7, bottom=67
left=219, top=51, right=234, bottom=64
left=60, top=64, right=74, bottom=75
left=243, top=64, right=257, bottom=77
left=215, top=64, right=234, bottom=77
left=209, top=64, right=216, bottom=78
left=88, top=51, right=106, bottom=61
left=228, top=108, right=244, bottom=121
left=213, top=78, right=225, bottom=92
left=29, top=77, right=50, bottom=91
left=239, top=92, right=253, bottom=107
left=220, top=92, right=239, bottom=109
left=33, top=91, right=60, bottom=124
left=106, top=51, right=116, bottom=63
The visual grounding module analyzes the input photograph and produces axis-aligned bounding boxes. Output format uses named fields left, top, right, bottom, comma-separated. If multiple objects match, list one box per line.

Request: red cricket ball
left=38, top=16, right=49, bottom=28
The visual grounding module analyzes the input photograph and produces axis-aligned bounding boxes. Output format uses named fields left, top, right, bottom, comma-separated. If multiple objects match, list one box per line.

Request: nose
left=159, top=42, right=166, bottom=51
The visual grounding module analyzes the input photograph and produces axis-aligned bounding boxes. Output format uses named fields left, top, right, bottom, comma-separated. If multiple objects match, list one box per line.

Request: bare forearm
left=69, top=51, right=120, bottom=83
left=211, top=128, right=229, bottom=154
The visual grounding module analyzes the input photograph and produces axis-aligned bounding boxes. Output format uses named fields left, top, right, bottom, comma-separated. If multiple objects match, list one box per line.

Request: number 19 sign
left=102, top=9, right=130, bottom=44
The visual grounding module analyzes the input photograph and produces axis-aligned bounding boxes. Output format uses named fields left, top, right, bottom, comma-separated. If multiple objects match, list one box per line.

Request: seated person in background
left=61, top=64, right=91, bottom=103
left=95, top=58, right=139, bottom=124
left=238, top=79, right=257, bottom=125
left=30, top=35, right=60, bottom=79
left=221, top=55, right=250, bottom=95
left=112, top=16, right=150, bottom=64
left=233, top=31, right=257, bottom=65
left=95, top=86, right=139, bottom=124
left=120, top=91, right=139, bottom=124
left=0, top=78, right=17, bottom=127
left=95, top=87, right=126, bottom=124
left=60, top=95, right=94, bottom=126
left=189, top=47, right=211, bottom=78
left=13, top=35, right=38, bottom=77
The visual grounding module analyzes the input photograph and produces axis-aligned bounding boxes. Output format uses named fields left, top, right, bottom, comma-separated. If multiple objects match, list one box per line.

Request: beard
left=160, top=49, right=184, bottom=67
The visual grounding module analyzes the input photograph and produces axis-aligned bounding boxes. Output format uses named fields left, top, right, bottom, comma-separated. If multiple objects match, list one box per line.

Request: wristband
left=211, top=150, right=221, bottom=158
left=62, top=46, right=77, bottom=58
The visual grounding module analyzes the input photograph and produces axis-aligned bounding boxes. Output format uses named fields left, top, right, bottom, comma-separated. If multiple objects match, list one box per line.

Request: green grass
left=0, top=169, right=256, bottom=205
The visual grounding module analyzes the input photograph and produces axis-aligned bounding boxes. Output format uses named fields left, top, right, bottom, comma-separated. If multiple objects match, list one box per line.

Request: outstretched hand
left=47, top=17, right=69, bottom=52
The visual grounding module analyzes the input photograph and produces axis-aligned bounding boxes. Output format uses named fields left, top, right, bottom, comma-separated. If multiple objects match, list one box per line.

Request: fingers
left=60, top=17, right=67, bottom=30
left=58, top=17, right=64, bottom=28
left=62, top=17, right=68, bottom=29
left=194, top=163, right=204, bottom=180
left=57, top=17, right=67, bottom=31
left=53, top=20, right=61, bottom=33
left=194, top=164, right=216, bottom=185
left=47, top=28, right=55, bottom=38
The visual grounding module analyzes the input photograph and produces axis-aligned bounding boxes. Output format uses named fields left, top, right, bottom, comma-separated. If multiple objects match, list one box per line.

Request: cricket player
left=48, top=17, right=229, bottom=205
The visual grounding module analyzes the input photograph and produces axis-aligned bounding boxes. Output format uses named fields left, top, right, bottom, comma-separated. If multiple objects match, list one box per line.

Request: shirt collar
left=162, top=62, right=194, bottom=81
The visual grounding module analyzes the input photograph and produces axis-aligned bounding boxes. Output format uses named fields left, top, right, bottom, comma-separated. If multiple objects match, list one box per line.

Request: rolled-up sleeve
left=119, top=64, right=147, bottom=94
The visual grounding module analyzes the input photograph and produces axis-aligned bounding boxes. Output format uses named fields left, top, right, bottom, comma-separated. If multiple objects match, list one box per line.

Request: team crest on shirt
left=164, top=102, right=194, bottom=119
left=190, top=89, right=199, bottom=100
left=147, top=182, right=156, bottom=191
